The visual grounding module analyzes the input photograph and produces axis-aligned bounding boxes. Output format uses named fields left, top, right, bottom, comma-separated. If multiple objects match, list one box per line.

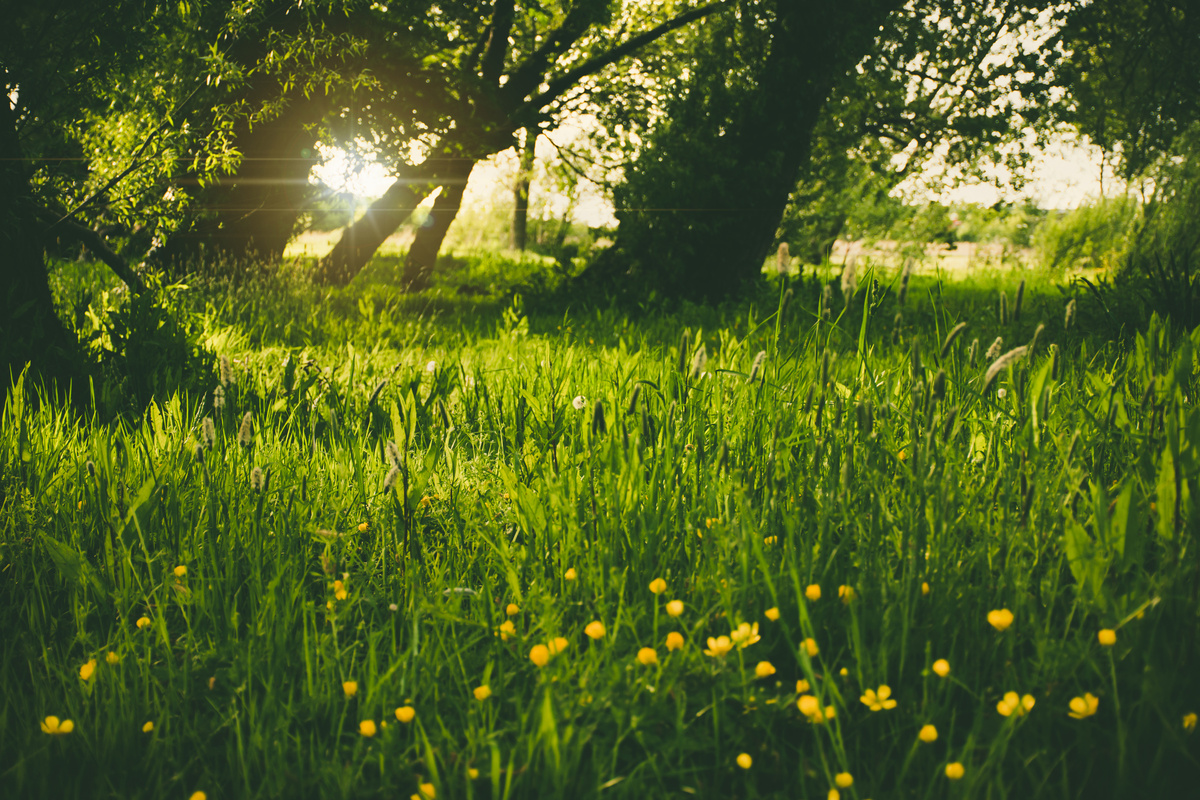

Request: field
left=2, top=255, right=1199, bottom=799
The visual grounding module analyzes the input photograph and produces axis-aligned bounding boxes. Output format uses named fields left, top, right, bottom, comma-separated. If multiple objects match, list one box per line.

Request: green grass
left=4, top=256, right=1200, bottom=799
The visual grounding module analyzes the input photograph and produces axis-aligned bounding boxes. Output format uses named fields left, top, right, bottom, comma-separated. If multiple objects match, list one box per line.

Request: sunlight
left=310, top=140, right=394, bottom=198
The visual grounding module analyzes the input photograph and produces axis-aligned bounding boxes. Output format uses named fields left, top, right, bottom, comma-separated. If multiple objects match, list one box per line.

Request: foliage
left=1034, top=195, right=1140, bottom=273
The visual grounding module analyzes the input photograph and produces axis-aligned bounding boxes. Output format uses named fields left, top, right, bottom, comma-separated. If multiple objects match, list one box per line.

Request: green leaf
left=42, top=536, right=84, bottom=582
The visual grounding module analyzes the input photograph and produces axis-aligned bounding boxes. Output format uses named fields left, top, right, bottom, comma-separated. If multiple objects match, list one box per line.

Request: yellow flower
left=839, top=667, right=848, bottom=677
left=921, top=581, right=930, bottom=596
left=106, top=651, right=120, bottom=665
left=704, top=636, right=733, bottom=658
left=333, top=580, right=348, bottom=601
left=564, top=568, right=578, bottom=581
left=467, top=767, right=479, bottom=779
left=357, top=522, right=368, bottom=533
left=803, top=638, right=819, bottom=657
left=764, top=607, right=780, bottom=621
left=795, top=679, right=810, bottom=693
left=530, top=644, right=550, bottom=667
left=417, top=781, right=436, bottom=799
left=474, top=685, right=491, bottom=701
left=343, top=681, right=358, bottom=698
left=996, top=691, right=1035, bottom=717
left=190, top=793, right=207, bottom=800
left=142, top=720, right=154, bottom=733
left=860, top=685, right=897, bottom=711
left=1098, top=628, right=1116, bottom=646
left=649, top=577, right=667, bottom=595
left=835, top=772, right=853, bottom=788
left=987, top=609, right=1014, bottom=631
left=136, top=616, right=152, bottom=630
left=731, top=622, right=761, bottom=649
left=1184, top=712, right=1197, bottom=733
left=359, top=719, right=377, bottom=737
left=497, top=620, right=516, bottom=641
left=666, top=632, right=684, bottom=651
left=763, top=536, right=778, bottom=546
left=666, top=600, right=684, bottom=617
left=828, top=791, right=840, bottom=800
left=79, top=659, right=97, bottom=681
left=932, top=659, right=950, bottom=678
left=736, top=752, right=752, bottom=769
left=41, top=716, right=74, bottom=735
left=838, top=585, right=856, bottom=604
left=174, top=565, right=187, bottom=578
left=918, top=724, right=938, bottom=742
left=1068, top=693, right=1099, bottom=719
left=945, top=762, right=964, bottom=780
left=755, top=661, right=776, bottom=678
left=585, top=621, right=606, bottom=640
left=548, top=637, right=569, bottom=655
left=505, top=603, right=519, bottom=616
left=805, top=584, right=821, bottom=601
left=797, top=695, right=820, bottom=719
left=395, top=706, right=416, bottom=723
left=637, top=647, right=658, bottom=665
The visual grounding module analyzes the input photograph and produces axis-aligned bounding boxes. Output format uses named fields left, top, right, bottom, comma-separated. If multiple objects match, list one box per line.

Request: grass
left=4, top=253, right=1200, bottom=799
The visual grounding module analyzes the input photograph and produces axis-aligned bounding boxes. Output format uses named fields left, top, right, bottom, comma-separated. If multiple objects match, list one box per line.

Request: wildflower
left=343, top=681, right=358, bottom=698
left=41, top=716, right=74, bottom=735
left=996, top=691, right=1035, bottom=717
left=637, top=647, right=658, bottom=666
left=468, top=768, right=479, bottom=779
left=835, top=772, right=853, bottom=788
left=987, top=609, right=1014, bottom=632
left=828, top=791, right=840, bottom=800
left=918, top=724, right=938, bottom=742
left=174, top=565, right=187, bottom=578
left=572, top=395, right=588, bottom=411
left=142, top=721, right=154, bottom=733
left=359, top=720, right=377, bottom=737
left=1098, top=628, right=1116, bottom=646
left=426, top=360, right=437, bottom=373
left=803, top=638, right=819, bottom=658
left=548, top=637, right=569, bottom=655
left=737, top=752, right=752, bottom=769
left=796, top=679, right=810, bottom=693
left=529, top=644, right=551, bottom=667
left=838, top=585, right=856, bottom=604
left=704, top=636, right=734, bottom=658
left=763, top=535, right=777, bottom=546
left=333, top=580, right=348, bottom=601
left=417, top=781, right=436, bottom=799
left=564, top=568, right=578, bottom=581
left=505, top=603, right=519, bottom=616
left=765, top=607, right=780, bottom=621
left=389, top=604, right=399, bottom=612
left=357, top=522, right=368, bottom=533
left=1068, top=693, right=1099, bottom=719
left=839, top=667, right=848, bottom=677
left=136, top=616, right=151, bottom=630
left=805, top=584, right=821, bottom=601
left=237, top=412, right=254, bottom=448
left=1184, top=712, right=1197, bottom=733
left=666, top=632, right=684, bottom=651
left=945, top=762, right=964, bottom=780
left=755, top=661, right=776, bottom=678
left=932, top=659, right=950, bottom=678
left=860, top=685, right=897, bottom=711
left=106, top=652, right=120, bottom=665
left=921, top=581, right=930, bottom=596
left=396, top=706, right=416, bottom=723
left=666, top=600, right=684, bottom=617
left=649, top=577, right=667, bottom=594
left=190, top=793, right=207, bottom=800
left=473, top=685, right=491, bottom=701
left=731, top=622, right=761, bottom=649
left=79, top=659, right=96, bottom=681
left=497, top=620, right=516, bottom=641
left=585, top=621, right=606, bottom=640
left=997, top=387, right=1008, bottom=400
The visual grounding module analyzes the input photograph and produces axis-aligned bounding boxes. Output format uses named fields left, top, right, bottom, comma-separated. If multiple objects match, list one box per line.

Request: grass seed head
left=213, top=384, right=225, bottom=409
left=821, top=284, right=833, bottom=320
left=982, top=346, right=1028, bottom=396
left=386, top=441, right=401, bottom=466
left=86, top=459, right=96, bottom=477
left=1064, top=297, right=1076, bottom=329
left=940, top=322, right=968, bottom=360
left=677, top=330, right=691, bottom=375
left=251, top=467, right=265, bottom=493
left=690, top=343, right=708, bottom=378
left=1013, top=279, right=1025, bottom=321
left=776, top=241, right=790, bottom=274
left=840, top=256, right=858, bottom=301
left=220, top=355, right=233, bottom=389
left=932, top=368, right=947, bottom=402
left=968, top=337, right=979, bottom=367
left=383, top=465, right=400, bottom=494
left=626, top=384, right=641, bottom=415
left=985, top=337, right=1004, bottom=361
left=591, top=400, right=607, bottom=436
left=201, top=417, right=216, bottom=449
left=748, top=350, right=766, bottom=383
left=999, top=290, right=1008, bottom=325
left=237, top=412, right=254, bottom=448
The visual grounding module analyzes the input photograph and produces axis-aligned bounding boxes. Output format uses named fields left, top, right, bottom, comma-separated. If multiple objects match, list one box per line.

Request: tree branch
left=480, top=0, right=516, bottom=83
left=37, top=208, right=146, bottom=294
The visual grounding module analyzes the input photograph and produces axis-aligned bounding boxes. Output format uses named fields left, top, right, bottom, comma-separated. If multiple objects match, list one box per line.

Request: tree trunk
left=313, top=163, right=437, bottom=286
left=402, top=159, right=477, bottom=290
left=511, top=128, right=537, bottom=251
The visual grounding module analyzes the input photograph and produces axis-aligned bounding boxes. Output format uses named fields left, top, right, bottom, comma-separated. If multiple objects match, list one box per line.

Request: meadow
left=2, top=254, right=1199, bottom=799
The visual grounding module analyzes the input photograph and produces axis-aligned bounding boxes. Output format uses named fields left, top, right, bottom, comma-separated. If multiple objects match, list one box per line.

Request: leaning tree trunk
left=511, top=128, right=537, bottom=251
left=402, top=159, right=477, bottom=290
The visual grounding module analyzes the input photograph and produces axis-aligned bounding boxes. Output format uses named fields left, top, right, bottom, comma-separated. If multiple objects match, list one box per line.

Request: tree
left=512, top=127, right=539, bottom=251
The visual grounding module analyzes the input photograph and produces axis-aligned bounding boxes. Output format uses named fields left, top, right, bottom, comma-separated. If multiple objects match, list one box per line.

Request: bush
left=1034, top=194, right=1139, bottom=272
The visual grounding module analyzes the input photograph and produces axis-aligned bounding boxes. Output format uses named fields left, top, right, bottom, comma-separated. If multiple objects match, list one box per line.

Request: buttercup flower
left=919, top=724, right=938, bottom=742
left=564, top=568, right=578, bottom=581
left=731, top=622, right=761, bottom=649
left=79, top=659, right=96, bottom=681
left=497, top=620, right=516, bottom=641
left=704, top=636, right=734, bottom=658
left=359, top=719, right=377, bottom=737
left=474, top=685, right=491, bottom=701
left=548, top=637, right=569, bottom=655
left=737, top=752, right=752, bottom=769
left=803, top=638, right=819, bottom=657
left=142, top=721, right=154, bottom=733
left=637, top=647, right=658, bottom=665
left=945, top=762, right=964, bottom=780
left=1098, top=628, right=1116, bottom=646
left=797, top=695, right=836, bottom=723
left=1068, top=693, right=1099, bottom=719
left=835, top=772, right=853, bottom=788
left=666, top=600, right=684, bottom=617
left=417, top=781, right=436, bottom=799
left=996, top=691, right=1035, bottom=717
left=839, top=667, right=849, bottom=677
left=1184, top=712, right=1197, bottom=733
left=763, top=536, right=777, bottom=546
left=41, top=716, right=74, bottom=735
left=987, top=609, right=1014, bottom=631
left=106, top=652, right=120, bottom=665
left=530, top=644, right=550, bottom=667
left=174, top=565, right=187, bottom=578
left=468, top=768, right=479, bottom=779
left=396, top=706, right=416, bottom=723
left=828, top=791, right=840, bottom=800
left=506, top=603, right=519, bottom=616
left=921, top=581, right=930, bottom=596
left=136, top=616, right=152, bottom=630
left=805, top=584, right=821, bottom=601
left=585, top=621, right=606, bottom=640
left=860, top=685, right=897, bottom=711
left=755, top=661, right=776, bottom=678
left=189, top=793, right=207, bottom=800
left=932, top=659, right=950, bottom=678
left=343, top=681, right=358, bottom=698
left=838, top=585, right=856, bottom=604
left=333, top=580, right=348, bottom=601
left=796, top=679, right=810, bottom=693
left=764, top=607, right=780, bottom=621
left=665, top=632, right=684, bottom=651
left=357, top=522, right=368, bottom=533
left=649, top=578, right=667, bottom=595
